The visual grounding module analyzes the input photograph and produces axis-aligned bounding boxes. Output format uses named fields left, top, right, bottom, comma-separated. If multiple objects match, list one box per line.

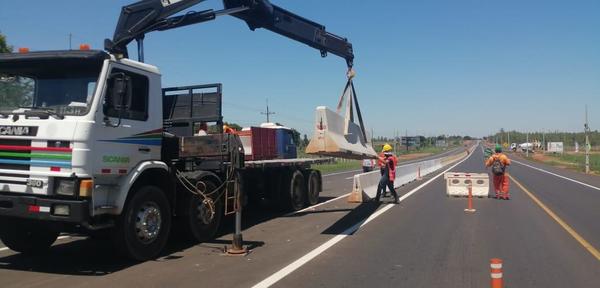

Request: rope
left=175, top=167, right=235, bottom=222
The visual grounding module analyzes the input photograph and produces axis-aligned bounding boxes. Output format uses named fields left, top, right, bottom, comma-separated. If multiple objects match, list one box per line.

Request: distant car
left=519, top=142, right=534, bottom=152
left=362, top=159, right=376, bottom=172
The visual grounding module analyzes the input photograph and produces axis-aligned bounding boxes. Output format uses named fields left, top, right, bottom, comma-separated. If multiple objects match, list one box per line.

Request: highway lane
left=508, top=155, right=600, bottom=252
left=274, top=145, right=600, bottom=287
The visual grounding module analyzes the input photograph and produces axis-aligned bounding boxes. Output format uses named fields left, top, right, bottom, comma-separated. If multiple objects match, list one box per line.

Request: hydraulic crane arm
left=105, top=0, right=354, bottom=67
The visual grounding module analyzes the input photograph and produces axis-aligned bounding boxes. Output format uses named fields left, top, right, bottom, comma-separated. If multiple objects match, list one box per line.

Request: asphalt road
left=275, top=146, right=600, bottom=287
left=1, top=144, right=598, bottom=287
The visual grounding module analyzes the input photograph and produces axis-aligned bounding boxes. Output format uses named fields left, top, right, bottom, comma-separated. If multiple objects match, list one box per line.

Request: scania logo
left=0, top=126, right=37, bottom=136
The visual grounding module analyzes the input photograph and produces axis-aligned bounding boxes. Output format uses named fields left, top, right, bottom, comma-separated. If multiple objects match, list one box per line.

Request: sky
left=1, top=0, right=599, bottom=138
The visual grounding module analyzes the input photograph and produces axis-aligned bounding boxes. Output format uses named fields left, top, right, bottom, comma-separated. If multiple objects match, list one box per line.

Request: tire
left=0, top=218, right=59, bottom=254
left=111, top=185, right=171, bottom=261
left=182, top=178, right=223, bottom=243
left=305, top=170, right=321, bottom=206
left=286, top=170, right=306, bottom=211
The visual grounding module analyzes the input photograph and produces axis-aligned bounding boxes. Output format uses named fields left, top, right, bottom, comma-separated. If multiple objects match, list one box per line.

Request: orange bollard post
left=417, top=166, right=422, bottom=180
left=490, top=258, right=503, bottom=288
left=464, top=177, right=476, bottom=213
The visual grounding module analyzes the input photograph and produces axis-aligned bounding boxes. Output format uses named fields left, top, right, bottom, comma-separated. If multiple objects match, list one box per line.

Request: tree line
left=489, top=129, right=599, bottom=147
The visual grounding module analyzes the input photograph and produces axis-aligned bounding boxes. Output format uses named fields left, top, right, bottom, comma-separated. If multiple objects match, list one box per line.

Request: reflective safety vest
left=387, top=155, right=397, bottom=181
left=377, top=152, right=385, bottom=168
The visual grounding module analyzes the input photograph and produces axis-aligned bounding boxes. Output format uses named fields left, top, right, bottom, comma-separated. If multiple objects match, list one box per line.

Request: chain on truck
left=0, top=0, right=355, bottom=260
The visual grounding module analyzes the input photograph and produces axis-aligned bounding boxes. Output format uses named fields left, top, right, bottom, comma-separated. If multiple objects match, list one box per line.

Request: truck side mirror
left=108, top=72, right=131, bottom=111
left=104, top=72, right=132, bottom=127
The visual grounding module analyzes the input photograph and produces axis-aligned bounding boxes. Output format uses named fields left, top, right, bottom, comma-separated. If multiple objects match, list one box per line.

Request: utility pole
left=405, top=129, right=409, bottom=152
left=371, top=128, right=374, bottom=144
left=261, top=98, right=275, bottom=123
left=585, top=105, right=591, bottom=174
left=542, top=130, right=545, bottom=151
left=526, top=132, right=529, bottom=158
left=69, top=33, right=72, bottom=50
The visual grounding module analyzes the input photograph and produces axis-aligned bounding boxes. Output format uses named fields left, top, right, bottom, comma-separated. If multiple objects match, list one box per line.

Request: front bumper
left=0, top=193, right=89, bottom=223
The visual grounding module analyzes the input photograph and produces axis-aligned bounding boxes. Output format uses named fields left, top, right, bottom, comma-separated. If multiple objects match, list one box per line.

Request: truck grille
left=0, top=139, right=31, bottom=171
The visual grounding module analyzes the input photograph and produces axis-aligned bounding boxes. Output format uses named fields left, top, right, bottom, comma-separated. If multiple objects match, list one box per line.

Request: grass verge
left=526, top=152, right=600, bottom=174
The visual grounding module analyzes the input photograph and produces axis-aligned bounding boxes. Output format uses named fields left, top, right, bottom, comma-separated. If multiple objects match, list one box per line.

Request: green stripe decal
left=0, top=151, right=72, bottom=160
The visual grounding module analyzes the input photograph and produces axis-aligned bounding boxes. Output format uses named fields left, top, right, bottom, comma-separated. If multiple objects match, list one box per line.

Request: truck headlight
left=54, top=178, right=77, bottom=196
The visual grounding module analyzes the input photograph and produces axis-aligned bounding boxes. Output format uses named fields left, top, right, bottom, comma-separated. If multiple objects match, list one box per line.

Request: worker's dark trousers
left=375, top=176, right=398, bottom=202
left=379, top=168, right=387, bottom=195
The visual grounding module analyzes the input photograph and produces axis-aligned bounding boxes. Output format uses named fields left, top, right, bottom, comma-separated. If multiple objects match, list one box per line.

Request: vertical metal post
left=405, top=129, right=409, bottom=152
left=371, top=128, right=374, bottom=144
left=69, top=33, right=72, bottom=50
left=227, top=172, right=247, bottom=255
left=585, top=105, right=590, bottom=174
left=525, top=132, right=529, bottom=155
left=233, top=205, right=243, bottom=247
left=136, top=37, right=145, bottom=63
left=542, top=130, right=545, bottom=151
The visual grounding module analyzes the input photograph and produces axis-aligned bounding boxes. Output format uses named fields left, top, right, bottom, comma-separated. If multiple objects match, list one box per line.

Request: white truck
left=0, top=0, right=355, bottom=260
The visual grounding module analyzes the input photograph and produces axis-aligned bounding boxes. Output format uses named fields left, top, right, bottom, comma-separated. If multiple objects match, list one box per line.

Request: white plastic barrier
left=348, top=149, right=471, bottom=203
left=444, top=172, right=489, bottom=197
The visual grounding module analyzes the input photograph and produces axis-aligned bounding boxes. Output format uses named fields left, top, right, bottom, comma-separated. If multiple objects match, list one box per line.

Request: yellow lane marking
left=508, top=174, right=600, bottom=261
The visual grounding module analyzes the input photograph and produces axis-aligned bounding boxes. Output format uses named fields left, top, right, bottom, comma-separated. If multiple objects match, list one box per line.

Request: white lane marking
left=0, top=235, right=71, bottom=252
left=512, top=159, right=600, bottom=192
left=252, top=148, right=474, bottom=288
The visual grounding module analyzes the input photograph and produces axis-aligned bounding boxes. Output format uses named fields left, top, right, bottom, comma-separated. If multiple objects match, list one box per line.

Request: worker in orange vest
left=485, top=144, right=511, bottom=199
left=375, top=144, right=399, bottom=203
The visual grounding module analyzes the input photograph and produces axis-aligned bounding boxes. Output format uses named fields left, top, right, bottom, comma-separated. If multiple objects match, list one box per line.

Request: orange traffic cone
left=490, top=258, right=503, bottom=288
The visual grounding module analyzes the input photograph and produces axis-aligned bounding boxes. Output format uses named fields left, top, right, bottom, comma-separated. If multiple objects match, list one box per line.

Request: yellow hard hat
left=383, top=144, right=393, bottom=152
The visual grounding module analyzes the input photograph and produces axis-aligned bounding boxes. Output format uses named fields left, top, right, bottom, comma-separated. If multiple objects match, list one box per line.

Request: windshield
left=0, top=60, right=101, bottom=117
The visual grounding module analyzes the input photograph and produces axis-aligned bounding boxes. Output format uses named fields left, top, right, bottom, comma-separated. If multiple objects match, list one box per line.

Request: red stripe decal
left=0, top=145, right=72, bottom=152
left=50, top=167, right=61, bottom=172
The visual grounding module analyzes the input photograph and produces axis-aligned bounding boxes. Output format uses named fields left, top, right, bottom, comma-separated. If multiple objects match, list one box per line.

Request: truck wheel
left=287, top=170, right=306, bottom=211
left=306, top=170, right=321, bottom=206
left=184, top=178, right=223, bottom=242
left=111, top=185, right=171, bottom=261
left=0, top=218, right=59, bottom=254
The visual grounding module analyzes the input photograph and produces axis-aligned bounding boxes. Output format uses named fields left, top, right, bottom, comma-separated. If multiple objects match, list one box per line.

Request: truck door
left=94, top=63, right=162, bottom=176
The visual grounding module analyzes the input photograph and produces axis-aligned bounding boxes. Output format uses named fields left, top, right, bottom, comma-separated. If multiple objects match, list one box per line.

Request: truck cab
left=0, top=49, right=176, bottom=257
